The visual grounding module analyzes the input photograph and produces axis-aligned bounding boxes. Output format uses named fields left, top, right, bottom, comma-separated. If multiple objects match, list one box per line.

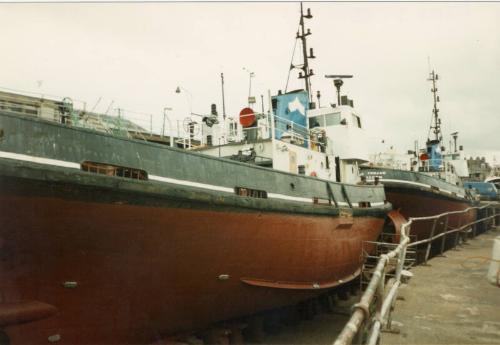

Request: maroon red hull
left=386, top=190, right=476, bottom=242
left=0, top=190, right=385, bottom=344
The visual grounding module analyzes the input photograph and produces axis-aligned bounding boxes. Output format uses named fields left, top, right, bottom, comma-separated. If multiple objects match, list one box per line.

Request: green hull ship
left=0, top=4, right=394, bottom=343
left=0, top=87, right=390, bottom=344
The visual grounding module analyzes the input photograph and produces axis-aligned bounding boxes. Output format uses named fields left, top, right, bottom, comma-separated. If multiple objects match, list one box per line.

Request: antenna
left=105, top=100, right=115, bottom=115
left=243, top=67, right=255, bottom=107
left=91, top=96, right=102, bottom=113
left=427, top=69, right=442, bottom=143
left=451, top=131, right=459, bottom=153
left=221, top=73, right=226, bottom=121
left=296, top=2, right=315, bottom=105
left=325, top=75, right=353, bottom=106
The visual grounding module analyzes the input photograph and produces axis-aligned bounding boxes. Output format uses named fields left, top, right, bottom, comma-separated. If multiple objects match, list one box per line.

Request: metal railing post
left=461, top=209, right=470, bottom=244
left=487, top=207, right=492, bottom=230
left=453, top=216, right=462, bottom=249
left=333, top=205, right=497, bottom=345
left=472, top=216, right=477, bottom=237
left=383, top=279, right=399, bottom=334
left=439, top=214, right=449, bottom=256
left=424, top=218, right=438, bottom=265
left=395, top=243, right=406, bottom=282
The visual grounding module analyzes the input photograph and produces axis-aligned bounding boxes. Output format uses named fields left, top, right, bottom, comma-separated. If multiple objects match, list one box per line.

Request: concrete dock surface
left=259, top=226, right=500, bottom=345
left=383, top=226, right=500, bottom=345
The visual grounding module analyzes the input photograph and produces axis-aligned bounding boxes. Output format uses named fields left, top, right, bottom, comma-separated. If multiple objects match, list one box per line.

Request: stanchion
left=423, top=218, right=438, bottom=265
left=439, top=215, right=449, bottom=256
left=453, top=216, right=462, bottom=250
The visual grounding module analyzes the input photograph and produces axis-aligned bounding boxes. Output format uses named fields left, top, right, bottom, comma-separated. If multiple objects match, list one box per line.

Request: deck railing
left=333, top=202, right=499, bottom=345
left=240, top=114, right=327, bottom=152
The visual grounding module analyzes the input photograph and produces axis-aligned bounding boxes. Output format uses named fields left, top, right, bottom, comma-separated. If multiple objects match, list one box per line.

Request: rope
left=284, top=25, right=301, bottom=93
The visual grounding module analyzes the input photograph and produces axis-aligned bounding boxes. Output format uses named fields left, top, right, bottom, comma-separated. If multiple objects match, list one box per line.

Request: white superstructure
left=195, top=91, right=371, bottom=185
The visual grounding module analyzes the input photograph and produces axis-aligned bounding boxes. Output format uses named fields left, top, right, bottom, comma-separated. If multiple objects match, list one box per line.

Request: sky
left=0, top=1, right=499, bottom=164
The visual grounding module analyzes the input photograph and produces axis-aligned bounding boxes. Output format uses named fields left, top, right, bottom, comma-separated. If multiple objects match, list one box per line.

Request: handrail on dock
left=333, top=202, right=499, bottom=345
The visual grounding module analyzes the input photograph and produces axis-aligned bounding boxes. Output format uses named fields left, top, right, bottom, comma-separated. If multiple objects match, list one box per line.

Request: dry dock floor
left=260, top=226, right=500, bottom=345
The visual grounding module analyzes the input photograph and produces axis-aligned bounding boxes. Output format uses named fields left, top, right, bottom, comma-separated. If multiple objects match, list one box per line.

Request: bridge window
left=309, top=115, right=325, bottom=129
left=325, top=113, right=341, bottom=126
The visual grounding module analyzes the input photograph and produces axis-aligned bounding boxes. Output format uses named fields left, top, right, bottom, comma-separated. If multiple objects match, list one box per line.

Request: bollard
left=487, top=236, right=500, bottom=286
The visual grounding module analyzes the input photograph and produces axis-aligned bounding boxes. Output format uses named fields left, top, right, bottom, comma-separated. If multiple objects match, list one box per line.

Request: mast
left=296, top=2, right=315, bottom=105
left=427, top=70, right=442, bottom=143
left=220, top=73, right=226, bottom=121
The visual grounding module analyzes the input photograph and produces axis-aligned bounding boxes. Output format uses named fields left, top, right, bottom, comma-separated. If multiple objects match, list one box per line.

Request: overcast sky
left=1, top=1, right=499, bottom=163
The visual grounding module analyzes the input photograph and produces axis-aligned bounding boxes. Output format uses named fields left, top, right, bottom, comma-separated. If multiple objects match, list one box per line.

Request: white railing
left=0, top=87, right=331, bottom=151
left=333, top=202, right=499, bottom=345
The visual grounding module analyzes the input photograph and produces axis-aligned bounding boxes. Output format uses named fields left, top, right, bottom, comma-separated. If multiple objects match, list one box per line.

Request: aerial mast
left=296, top=2, right=315, bottom=105
left=427, top=70, right=442, bottom=143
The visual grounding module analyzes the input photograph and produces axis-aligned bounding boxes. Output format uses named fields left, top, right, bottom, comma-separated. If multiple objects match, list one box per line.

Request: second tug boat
left=0, top=4, right=390, bottom=344
left=361, top=70, right=476, bottom=247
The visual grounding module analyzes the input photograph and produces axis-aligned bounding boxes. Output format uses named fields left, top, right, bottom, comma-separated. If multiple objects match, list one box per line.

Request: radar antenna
left=325, top=75, right=353, bottom=106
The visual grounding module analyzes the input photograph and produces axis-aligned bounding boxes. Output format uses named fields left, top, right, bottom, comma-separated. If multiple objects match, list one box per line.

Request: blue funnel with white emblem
left=271, top=90, right=309, bottom=148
